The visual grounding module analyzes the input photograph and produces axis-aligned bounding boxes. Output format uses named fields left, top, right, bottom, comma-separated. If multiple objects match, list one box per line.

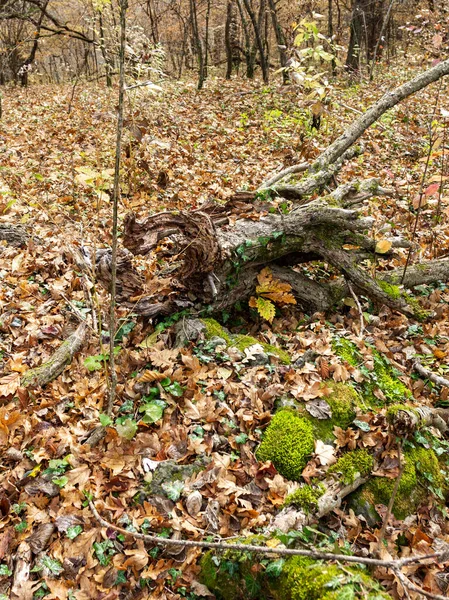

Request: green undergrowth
left=201, top=318, right=291, bottom=364
left=200, top=550, right=391, bottom=600
left=332, top=337, right=411, bottom=405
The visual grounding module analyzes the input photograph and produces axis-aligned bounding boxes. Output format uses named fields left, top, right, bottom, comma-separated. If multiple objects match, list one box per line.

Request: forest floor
left=1, top=62, right=449, bottom=600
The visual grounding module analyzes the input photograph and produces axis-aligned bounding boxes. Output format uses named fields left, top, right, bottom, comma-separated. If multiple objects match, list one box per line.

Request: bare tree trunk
left=236, top=0, right=254, bottom=79
left=267, top=0, right=288, bottom=83
left=204, top=0, right=211, bottom=78
left=242, top=0, right=269, bottom=83
left=98, top=12, right=112, bottom=87
left=189, top=0, right=205, bottom=89
left=20, top=0, right=49, bottom=87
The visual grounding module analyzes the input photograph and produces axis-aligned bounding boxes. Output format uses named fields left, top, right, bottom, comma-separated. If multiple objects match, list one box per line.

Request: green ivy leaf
left=99, top=413, right=113, bottom=427
left=235, top=433, right=248, bottom=444
left=265, top=558, right=285, bottom=577
left=140, top=399, right=166, bottom=424
left=115, top=418, right=138, bottom=440
left=40, top=555, right=64, bottom=575
left=53, top=476, right=68, bottom=488
left=66, top=525, right=83, bottom=540
left=93, top=540, right=115, bottom=566
left=161, top=480, right=184, bottom=501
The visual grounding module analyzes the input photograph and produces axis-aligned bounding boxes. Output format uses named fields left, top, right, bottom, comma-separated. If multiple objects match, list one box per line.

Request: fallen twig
left=88, top=499, right=448, bottom=570
left=414, top=359, right=449, bottom=389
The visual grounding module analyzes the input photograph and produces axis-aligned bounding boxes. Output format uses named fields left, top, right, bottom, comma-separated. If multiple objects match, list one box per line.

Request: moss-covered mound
left=200, top=551, right=391, bottom=600
left=328, top=449, right=374, bottom=484
left=332, top=338, right=411, bottom=405
left=299, top=382, right=360, bottom=443
left=256, top=410, right=315, bottom=481
left=201, top=318, right=291, bottom=364
left=284, top=483, right=325, bottom=513
left=350, top=444, right=445, bottom=521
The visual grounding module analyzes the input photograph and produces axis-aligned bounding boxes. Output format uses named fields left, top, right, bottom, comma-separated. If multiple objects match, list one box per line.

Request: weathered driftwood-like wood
left=0, top=224, right=29, bottom=247
left=21, top=323, right=88, bottom=388
left=413, top=359, right=449, bottom=389
left=388, top=405, right=449, bottom=437
left=269, top=57, right=449, bottom=194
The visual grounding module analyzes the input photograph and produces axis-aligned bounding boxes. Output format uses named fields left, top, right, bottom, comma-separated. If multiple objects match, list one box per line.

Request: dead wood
left=21, top=322, right=88, bottom=388
left=0, top=223, right=29, bottom=247
left=388, top=404, right=449, bottom=437
left=86, top=60, right=449, bottom=323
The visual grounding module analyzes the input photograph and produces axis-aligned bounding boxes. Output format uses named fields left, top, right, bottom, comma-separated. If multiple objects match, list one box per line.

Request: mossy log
left=90, top=59, right=449, bottom=322
left=21, top=323, right=88, bottom=388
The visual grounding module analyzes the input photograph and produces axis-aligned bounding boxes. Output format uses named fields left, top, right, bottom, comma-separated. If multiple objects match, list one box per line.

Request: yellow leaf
left=138, top=370, right=166, bottom=383
left=375, top=239, right=392, bottom=254
left=255, top=297, right=276, bottom=323
left=262, top=291, right=296, bottom=305
left=266, top=538, right=281, bottom=548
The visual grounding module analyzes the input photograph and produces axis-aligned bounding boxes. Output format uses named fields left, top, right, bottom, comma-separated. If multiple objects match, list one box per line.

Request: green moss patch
left=354, top=445, right=445, bottom=520
left=328, top=450, right=374, bottom=485
left=284, top=484, right=325, bottom=513
left=332, top=338, right=411, bottom=405
left=201, top=318, right=291, bottom=364
left=299, top=382, right=360, bottom=443
left=256, top=410, right=315, bottom=481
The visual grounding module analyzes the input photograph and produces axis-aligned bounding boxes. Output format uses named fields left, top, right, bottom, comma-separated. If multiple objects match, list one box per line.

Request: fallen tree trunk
left=87, top=59, right=449, bottom=322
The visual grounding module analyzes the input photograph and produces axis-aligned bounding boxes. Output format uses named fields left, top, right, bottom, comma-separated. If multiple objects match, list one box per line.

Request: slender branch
left=107, top=0, right=128, bottom=416
left=88, top=499, right=449, bottom=570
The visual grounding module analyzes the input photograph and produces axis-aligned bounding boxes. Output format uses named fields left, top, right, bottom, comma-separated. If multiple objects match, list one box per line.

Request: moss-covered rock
left=328, top=450, right=374, bottom=484
left=201, top=551, right=391, bottom=600
left=349, top=444, right=445, bottom=521
left=332, top=338, right=411, bottom=405
left=256, top=410, right=315, bottom=481
left=200, top=318, right=291, bottom=364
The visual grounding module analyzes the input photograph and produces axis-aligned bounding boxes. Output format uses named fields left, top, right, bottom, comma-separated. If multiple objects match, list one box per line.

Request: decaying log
left=87, top=60, right=449, bottom=322
left=388, top=404, right=449, bottom=437
left=21, top=322, right=88, bottom=388
left=0, top=223, right=29, bottom=247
